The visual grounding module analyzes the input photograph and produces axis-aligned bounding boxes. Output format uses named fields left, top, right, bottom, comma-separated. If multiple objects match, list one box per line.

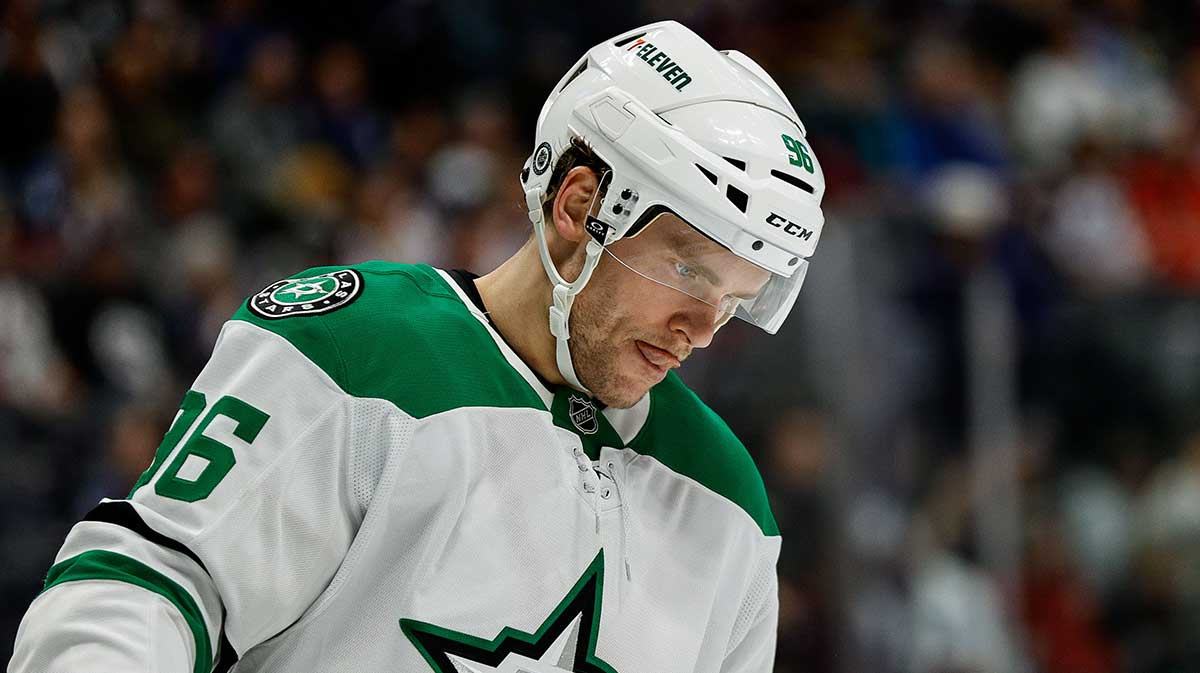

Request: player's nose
left=668, top=298, right=719, bottom=350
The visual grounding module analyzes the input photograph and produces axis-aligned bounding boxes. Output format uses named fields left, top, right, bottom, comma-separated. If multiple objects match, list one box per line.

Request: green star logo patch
left=248, top=269, right=363, bottom=320
left=400, top=551, right=618, bottom=673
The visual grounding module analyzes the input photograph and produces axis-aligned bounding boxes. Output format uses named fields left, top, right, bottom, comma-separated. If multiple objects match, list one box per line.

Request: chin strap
left=548, top=241, right=605, bottom=392
left=527, top=189, right=609, bottom=395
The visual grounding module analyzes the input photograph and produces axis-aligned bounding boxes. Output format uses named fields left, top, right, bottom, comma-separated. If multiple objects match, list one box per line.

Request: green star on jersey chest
left=400, top=551, right=618, bottom=673
left=249, top=269, right=364, bottom=319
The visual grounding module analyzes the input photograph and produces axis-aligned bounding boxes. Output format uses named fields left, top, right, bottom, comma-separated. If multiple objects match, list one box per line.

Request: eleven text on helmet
left=625, top=39, right=693, bottom=91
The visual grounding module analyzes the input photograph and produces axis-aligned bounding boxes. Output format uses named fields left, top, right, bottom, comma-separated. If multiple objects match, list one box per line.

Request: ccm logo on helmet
left=625, top=39, right=693, bottom=91
left=766, top=213, right=814, bottom=241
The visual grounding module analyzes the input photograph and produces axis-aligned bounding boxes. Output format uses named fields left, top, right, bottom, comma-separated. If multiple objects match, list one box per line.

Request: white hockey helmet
left=522, top=20, right=826, bottom=393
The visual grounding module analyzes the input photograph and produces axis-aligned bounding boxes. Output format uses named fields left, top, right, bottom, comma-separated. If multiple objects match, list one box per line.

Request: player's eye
left=674, top=261, right=697, bottom=279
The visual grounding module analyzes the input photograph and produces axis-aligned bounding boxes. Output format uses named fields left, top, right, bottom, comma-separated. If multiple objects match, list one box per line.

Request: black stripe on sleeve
left=83, top=500, right=241, bottom=669
left=82, top=500, right=209, bottom=574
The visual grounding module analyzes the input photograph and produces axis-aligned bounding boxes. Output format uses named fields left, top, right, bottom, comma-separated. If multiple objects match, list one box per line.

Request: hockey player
left=10, top=20, right=824, bottom=673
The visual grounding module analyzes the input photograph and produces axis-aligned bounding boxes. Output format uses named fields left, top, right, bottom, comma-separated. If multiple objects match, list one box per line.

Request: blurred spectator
left=899, top=162, right=1024, bottom=450
left=844, top=489, right=911, bottom=673
left=105, top=12, right=187, bottom=173
left=1010, top=8, right=1177, bottom=174
left=427, top=141, right=499, bottom=213
left=0, top=200, right=75, bottom=417
left=1042, top=139, right=1151, bottom=293
left=311, top=42, right=385, bottom=168
left=1020, top=508, right=1117, bottom=673
left=1121, top=88, right=1200, bottom=289
left=159, top=213, right=242, bottom=369
left=909, top=461, right=1032, bottom=673
left=22, top=84, right=141, bottom=264
left=1058, top=467, right=1135, bottom=599
left=335, top=167, right=449, bottom=268
left=1137, top=426, right=1200, bottom=610
left=389, top=101, right=453, bottom=170
left=73, top=401, right=167, bottom=516
left=0, top=1, right=62, bottom=177
left=893, top=33, right=1008, bottom=178
left=764, top=409, right=838, bottom=672
left=209, top=33, right=304, bottom=213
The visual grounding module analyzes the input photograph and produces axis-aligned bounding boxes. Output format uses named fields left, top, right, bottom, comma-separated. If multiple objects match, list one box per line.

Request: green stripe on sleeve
left=43, top=550, right=214, bottom=673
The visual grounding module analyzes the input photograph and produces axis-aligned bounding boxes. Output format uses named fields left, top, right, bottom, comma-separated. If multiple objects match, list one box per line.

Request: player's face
left=569, top=213, right=770, bottom=408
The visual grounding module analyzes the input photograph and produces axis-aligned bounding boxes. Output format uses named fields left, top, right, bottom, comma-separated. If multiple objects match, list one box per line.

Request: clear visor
left=596, top=209, right=807, bottom=335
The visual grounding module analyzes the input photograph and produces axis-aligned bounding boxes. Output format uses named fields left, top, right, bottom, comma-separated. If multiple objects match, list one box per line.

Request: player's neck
left=475, top=240, right=569, bottom=389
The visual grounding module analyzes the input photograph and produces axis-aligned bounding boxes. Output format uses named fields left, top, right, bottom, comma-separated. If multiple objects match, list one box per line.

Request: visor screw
left=521, top=167, right=530, bottom=183
left=788, top=257, right=799, bottom=266
left=612, top=204, right=624, bottom=215
left=752, top=240, right=764, bottom=251
left=621, top=188, right=632, bottom=200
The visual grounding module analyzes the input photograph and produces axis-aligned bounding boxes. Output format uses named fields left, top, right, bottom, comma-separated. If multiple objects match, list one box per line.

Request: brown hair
left=539, top=136, right=611, bottom=218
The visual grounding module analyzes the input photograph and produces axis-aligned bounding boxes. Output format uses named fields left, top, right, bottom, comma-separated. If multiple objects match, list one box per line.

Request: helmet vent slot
left=613, top=32, right=647, bottom=48
left=770, top=169, right=815, bottom=195
left=696, top=164, right=719, bottom=186
left=723, top=157, right=747, bottom=171
left=560, top=59, right=589, bottom=92
left=726, top=185, right=749, bottom=213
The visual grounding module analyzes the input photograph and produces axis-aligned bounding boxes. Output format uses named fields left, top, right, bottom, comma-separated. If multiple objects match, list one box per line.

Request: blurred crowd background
left=3, top=0, right=1200, bottom=671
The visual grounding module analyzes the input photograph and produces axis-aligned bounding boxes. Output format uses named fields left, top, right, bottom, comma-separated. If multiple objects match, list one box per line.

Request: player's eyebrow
left=668, top=231, right=724, bottom=286
left=669, top=222, right=768, bottom=300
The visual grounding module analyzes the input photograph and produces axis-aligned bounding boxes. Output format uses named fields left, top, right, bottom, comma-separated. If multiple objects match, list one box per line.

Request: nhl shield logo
left=568, top=395, right=598, bottom=435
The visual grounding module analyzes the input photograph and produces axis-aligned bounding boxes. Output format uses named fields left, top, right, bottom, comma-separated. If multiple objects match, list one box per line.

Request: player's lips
left=636, top=341, right=682, bottom=371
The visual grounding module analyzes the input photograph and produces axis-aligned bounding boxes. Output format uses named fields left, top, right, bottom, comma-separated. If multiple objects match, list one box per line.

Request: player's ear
left=551, top=167, right=599, bottom=244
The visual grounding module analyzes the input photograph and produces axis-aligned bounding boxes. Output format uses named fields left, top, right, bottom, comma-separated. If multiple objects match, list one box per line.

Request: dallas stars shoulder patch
left=400, top=551, right=618, bottom=673
left=248, top=269, right=364, bottom=320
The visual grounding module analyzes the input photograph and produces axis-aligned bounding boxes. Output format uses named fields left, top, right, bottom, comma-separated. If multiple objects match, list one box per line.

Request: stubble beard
left=567, top=279, right=649, bottom=410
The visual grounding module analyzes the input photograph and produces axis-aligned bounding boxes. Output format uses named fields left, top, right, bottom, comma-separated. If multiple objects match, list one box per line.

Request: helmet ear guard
left=525, top=169, right=615, bottom=394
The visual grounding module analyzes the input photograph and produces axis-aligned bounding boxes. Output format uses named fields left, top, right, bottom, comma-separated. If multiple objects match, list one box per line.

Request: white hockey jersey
left=9, top=262, right=781, bottom=673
